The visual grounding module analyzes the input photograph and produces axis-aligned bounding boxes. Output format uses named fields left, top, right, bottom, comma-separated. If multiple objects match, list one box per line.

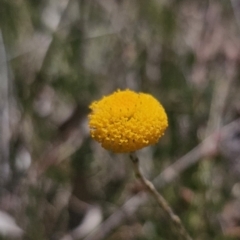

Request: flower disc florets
left=88, top=89, right=168, bottom=153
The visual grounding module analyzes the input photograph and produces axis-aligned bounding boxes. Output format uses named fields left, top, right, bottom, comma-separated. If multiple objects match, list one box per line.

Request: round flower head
left=88, top=89, right=168, bottom=153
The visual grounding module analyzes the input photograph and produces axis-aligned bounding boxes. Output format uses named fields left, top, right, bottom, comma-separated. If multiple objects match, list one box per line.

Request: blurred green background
left=1, top=0, right=240, bottom=239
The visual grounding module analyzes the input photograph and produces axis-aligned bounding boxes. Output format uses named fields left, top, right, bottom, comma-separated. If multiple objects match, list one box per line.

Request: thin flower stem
left=129, top=152, right=192, bottom=240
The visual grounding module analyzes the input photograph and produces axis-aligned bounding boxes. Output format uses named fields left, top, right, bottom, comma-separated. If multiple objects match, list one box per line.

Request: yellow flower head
left=88, top=89, right=168, bottom=153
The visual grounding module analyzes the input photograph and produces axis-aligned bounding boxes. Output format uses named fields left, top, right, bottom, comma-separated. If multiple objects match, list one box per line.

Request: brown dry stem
left=129, top=152, right=192, bottom=240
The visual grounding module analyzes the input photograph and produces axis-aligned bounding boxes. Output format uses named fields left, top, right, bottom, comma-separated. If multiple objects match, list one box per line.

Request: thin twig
left=129, top=152, right=192, bottom=240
